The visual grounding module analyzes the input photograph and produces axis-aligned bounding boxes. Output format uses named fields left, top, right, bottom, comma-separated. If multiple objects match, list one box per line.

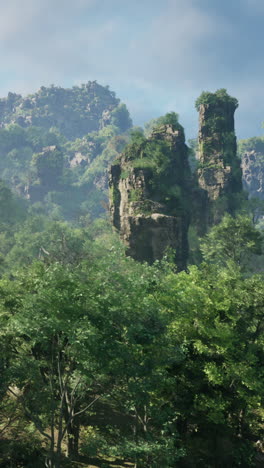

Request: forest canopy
left=0, top=82, right=263, bottom=468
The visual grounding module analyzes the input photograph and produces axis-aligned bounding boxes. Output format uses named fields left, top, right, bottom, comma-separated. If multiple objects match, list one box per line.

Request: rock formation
left=0, top=82, right=132, bottom=140
left=196, top=89, right=243, bottom=225
left=109, top=120, right=191, bottom=270
left=241, top=145, right=264, bottom=221
left=242, top=151, right=264, bottom=200
left=109, top=91, right=246, bottom=267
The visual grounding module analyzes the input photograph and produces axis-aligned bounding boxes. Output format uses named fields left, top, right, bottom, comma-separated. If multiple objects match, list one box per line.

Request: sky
left=0, top=0, right=263, bottom=140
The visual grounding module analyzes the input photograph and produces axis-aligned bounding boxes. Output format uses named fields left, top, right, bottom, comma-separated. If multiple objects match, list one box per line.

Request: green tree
left=0, top=181, right=27, bottom=229
left=195, top=88, right=238, bottom=111
left=31, top=146, right=64, bottom=186
left=1, top=261, right=109, bottom=467
left=144, top=112, right=181, bottom=137
left=157, top=262, right=264, bottom=467
left=200, top=214, right=263, bottom=269
left=0, top=236, right=170, bottom=466
left=109, top=103, right=132, bottom=132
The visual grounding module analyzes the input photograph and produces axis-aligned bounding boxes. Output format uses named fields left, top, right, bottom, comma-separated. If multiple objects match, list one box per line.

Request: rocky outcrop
left=196, top=90, right=243, bottom=225
left=70, top=152, right=89, bottom=168
left=109, top=123, right=191, bottom=270
left=242, top=150, right=264, bottom=200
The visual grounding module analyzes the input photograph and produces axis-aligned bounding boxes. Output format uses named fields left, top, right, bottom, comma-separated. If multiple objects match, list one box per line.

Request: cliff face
left=109, top=123, right=191, bottom=270
left=196, top=90, right=243, bottom=224
left=242, top=151, right=264, bottom=200
left=238, top=138, right=264, bottom=202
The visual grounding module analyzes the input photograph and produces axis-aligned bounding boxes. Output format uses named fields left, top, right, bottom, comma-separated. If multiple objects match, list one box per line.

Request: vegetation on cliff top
left=144, top=111, right=183, bottom=136
left=195, top=88, right=239, bottom=111
left=116, top=112, right=190, bottom=216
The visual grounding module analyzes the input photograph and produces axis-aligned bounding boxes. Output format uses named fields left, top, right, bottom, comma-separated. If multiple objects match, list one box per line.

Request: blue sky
left=0, top=0, right=264, bottom=139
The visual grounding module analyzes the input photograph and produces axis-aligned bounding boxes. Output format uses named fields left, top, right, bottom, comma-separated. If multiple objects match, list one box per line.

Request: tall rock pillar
left=109, top=120, right=191, bottom=270
left=196, top=89, right=243, bottom=225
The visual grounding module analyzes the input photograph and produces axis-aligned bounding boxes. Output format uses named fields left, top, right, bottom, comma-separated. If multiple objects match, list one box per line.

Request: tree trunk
left=67, top=417, right=80, bottom=459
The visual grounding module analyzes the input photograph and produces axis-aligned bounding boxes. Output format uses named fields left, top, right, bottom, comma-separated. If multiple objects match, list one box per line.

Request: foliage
left=0, top=83, right=263, bottom=468
left=237, top=136, right=264, bottom=158
left=129, top=127, right=145, bottom=143
left=0, top=228, right=168, bottom=466
left=0, top=213, right=263, bottom=467
left=195, top=88, right=239, bottom=111
left=157, top=262, right=264, bottom=467
left=31, top=147, right=64, bottom=183
left=109, top=103, right=132, bottom=132
left=120, top=114, right=190, bottom=217
left=144, top=112, right=181, bottom=137
left=200, top=214, right=263, bottom=269
left=0, top=180, right=27, bottom=226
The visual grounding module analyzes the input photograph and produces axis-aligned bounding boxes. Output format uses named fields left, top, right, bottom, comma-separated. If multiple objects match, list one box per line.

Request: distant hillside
left=0, top=82, right=133, bottom=221
left=0, top=81, right=132, bottom=140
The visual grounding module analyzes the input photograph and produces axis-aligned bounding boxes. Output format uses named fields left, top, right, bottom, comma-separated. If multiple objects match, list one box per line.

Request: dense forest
left=0, top=83, right=263, bottom=468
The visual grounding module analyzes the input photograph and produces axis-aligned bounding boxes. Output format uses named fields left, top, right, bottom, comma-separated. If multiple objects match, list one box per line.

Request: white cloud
left=0, top=1, right=85, bottom=36
left=0, top=0, right=227, bottom=86
left=0, top=0, right=101, bottom=88
left=0, top=0, right=262, bottom=138
left=0, top=0, right=97, bottom=48
left=124, top=0, right=232, bottom=86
